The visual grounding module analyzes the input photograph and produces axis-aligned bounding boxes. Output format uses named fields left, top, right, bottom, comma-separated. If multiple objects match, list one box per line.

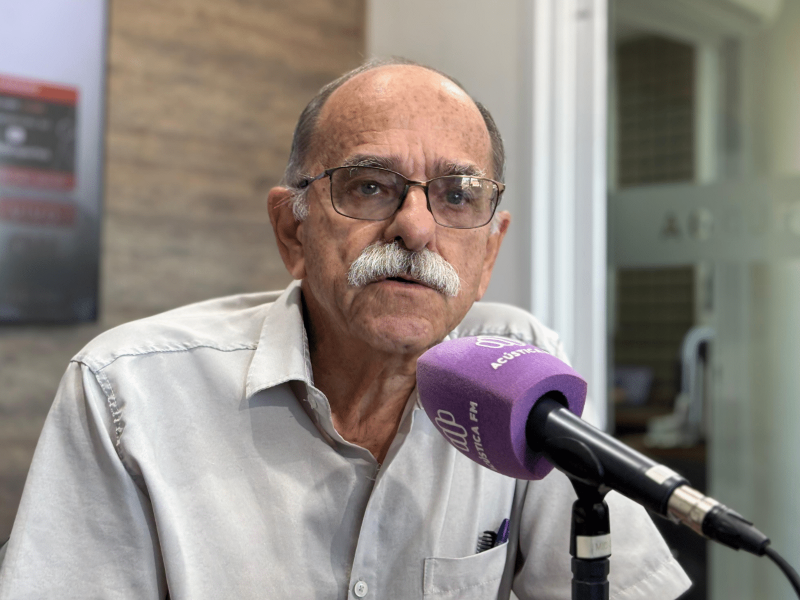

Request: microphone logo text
left=433, top=408, right=499, bottom=472
left=490, top=347, right=544, bottom=370
left=473, top=336, right=546, bottom=370
left=474, top=336, right=527, bottom=349
left=434, top=410, right=470, bottom=453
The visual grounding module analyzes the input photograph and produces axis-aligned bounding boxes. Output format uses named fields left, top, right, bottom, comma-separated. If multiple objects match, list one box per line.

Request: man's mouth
left=382, top=275, right=430, bottom=288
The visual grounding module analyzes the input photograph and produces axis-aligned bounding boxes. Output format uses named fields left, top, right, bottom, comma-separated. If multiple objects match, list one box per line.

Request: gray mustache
left=347, top=241, right=461, bottom=297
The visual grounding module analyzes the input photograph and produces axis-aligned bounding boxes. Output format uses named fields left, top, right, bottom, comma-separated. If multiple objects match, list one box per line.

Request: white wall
left=749, top=0, right=800, bottom=176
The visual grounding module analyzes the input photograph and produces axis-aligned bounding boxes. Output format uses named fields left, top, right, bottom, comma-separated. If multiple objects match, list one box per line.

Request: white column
left=529, top=0, right=608, bottom=427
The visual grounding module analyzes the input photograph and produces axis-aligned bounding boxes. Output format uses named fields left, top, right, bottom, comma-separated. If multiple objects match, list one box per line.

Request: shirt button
left=353, top=580, right=368, bottom=597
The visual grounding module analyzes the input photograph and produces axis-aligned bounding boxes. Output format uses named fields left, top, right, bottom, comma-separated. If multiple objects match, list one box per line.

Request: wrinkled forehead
left=312, top=65, right=493, bottom=175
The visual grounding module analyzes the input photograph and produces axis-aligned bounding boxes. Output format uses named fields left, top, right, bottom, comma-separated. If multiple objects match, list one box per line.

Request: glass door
left=609, top=1, right=800, bottom=598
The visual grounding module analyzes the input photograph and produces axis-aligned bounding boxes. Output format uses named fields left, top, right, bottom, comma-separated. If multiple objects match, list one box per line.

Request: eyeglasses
left=299, top=166, right=504, bottom=229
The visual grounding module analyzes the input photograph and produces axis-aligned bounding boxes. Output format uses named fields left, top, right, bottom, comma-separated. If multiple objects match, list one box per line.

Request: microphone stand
left=569, top=479, right=611, bottom=600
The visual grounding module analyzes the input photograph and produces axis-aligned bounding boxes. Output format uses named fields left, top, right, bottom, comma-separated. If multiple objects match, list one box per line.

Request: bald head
left=311, top=65, right=494, bottom=181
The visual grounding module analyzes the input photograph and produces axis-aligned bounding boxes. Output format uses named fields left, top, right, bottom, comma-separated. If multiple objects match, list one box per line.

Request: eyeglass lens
left=330, top=167, right=497, bottom=228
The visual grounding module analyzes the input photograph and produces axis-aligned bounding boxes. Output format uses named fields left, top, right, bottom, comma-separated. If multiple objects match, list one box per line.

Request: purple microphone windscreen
left=417, top=336, right=587, bottom=480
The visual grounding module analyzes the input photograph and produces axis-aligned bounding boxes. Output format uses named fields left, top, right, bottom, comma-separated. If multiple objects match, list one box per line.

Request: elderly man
left=0, top=59, right=691, bottom=599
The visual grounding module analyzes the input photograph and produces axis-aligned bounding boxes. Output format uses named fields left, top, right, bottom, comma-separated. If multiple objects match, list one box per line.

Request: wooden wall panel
left=0, top=0, right=365, bottom=541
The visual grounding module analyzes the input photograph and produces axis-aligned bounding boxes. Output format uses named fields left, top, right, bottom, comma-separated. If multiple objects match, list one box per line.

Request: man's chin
left=353, top=314, right=448, bottom=356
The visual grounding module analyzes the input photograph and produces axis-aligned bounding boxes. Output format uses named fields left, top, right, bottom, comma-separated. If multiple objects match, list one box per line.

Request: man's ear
left=268, top=187, right=306, bottom=280
left=475, top=210, right=511, bottom=300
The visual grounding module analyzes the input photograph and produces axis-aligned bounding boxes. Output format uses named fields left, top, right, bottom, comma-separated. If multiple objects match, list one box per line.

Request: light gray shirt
left=0, top=281, right=691, bottom=599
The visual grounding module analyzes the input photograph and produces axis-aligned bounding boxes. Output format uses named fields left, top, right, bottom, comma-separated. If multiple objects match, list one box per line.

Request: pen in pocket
left=476, top=518, right=510, bottom=553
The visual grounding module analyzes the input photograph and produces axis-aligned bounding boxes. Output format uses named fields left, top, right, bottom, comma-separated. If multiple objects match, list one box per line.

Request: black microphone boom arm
left=526, top=396, right=770, bottom=557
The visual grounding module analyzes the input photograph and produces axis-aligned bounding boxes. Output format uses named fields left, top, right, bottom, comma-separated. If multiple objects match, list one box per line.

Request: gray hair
left=280, top=57, right=505, bottom=227
left=348, top=240, right=462, bottom=297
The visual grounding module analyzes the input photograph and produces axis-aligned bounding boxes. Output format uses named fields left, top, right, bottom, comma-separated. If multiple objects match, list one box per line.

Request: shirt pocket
left=423, top=542, right=508, bottom=599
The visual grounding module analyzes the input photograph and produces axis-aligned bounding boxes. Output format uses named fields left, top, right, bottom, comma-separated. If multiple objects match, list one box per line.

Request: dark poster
left=0, top=74, right=99, bottom=322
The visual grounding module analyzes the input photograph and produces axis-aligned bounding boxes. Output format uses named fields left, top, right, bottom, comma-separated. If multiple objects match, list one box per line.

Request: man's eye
left=445, top=190, right=465, bottom=205
left=445, top=188, right=479, bottom=207
left=359, top=181, right=381, bottom=195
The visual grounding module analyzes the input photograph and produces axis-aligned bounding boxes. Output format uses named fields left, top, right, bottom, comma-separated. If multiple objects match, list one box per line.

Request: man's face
left=270, top=65, right=510, bottom=357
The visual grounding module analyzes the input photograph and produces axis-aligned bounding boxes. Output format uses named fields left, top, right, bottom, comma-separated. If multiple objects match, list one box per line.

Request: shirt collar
left=244, top=280, right=425, bottom=454
left=245, top=280, right=313, bottom=398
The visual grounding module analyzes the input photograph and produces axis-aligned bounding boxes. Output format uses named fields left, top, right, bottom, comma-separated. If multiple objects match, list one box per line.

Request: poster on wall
left=0, top=1, right=107, bottom=322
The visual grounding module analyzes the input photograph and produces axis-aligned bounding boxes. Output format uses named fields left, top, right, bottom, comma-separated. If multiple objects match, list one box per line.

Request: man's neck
left=303, top=296, right=422, bottom=463
left=310, top=341, right=419, bottom=464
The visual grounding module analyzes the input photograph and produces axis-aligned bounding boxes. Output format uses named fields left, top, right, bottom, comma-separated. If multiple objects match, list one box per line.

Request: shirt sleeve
left=0, top=361, right=166, bottom=599
left=512, top=469, right=692, bottom=600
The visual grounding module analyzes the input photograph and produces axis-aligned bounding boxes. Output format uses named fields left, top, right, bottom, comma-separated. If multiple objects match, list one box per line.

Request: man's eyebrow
left=434, top=160, right=487, bottom=178
left=340, top=155, right=400, bottom=170
left=340, top=155, right=487, bottom=179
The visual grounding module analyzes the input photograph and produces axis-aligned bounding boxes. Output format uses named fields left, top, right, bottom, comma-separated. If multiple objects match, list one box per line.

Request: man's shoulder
left=72, top=290, right=286, bottom=373
left=452, top=301, right=564, bottom=358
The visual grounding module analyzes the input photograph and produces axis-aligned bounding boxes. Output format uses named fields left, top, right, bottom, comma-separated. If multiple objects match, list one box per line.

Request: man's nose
left=383, top=185, right=437, bottom=252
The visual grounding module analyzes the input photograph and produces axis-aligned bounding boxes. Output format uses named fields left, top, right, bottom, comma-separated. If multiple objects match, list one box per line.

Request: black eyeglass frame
left=298, top=165, right=505, bottom=230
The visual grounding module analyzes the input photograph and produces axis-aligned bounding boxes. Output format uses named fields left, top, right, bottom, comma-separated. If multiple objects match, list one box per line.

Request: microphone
left=417, top=335, right=770, bottom=556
